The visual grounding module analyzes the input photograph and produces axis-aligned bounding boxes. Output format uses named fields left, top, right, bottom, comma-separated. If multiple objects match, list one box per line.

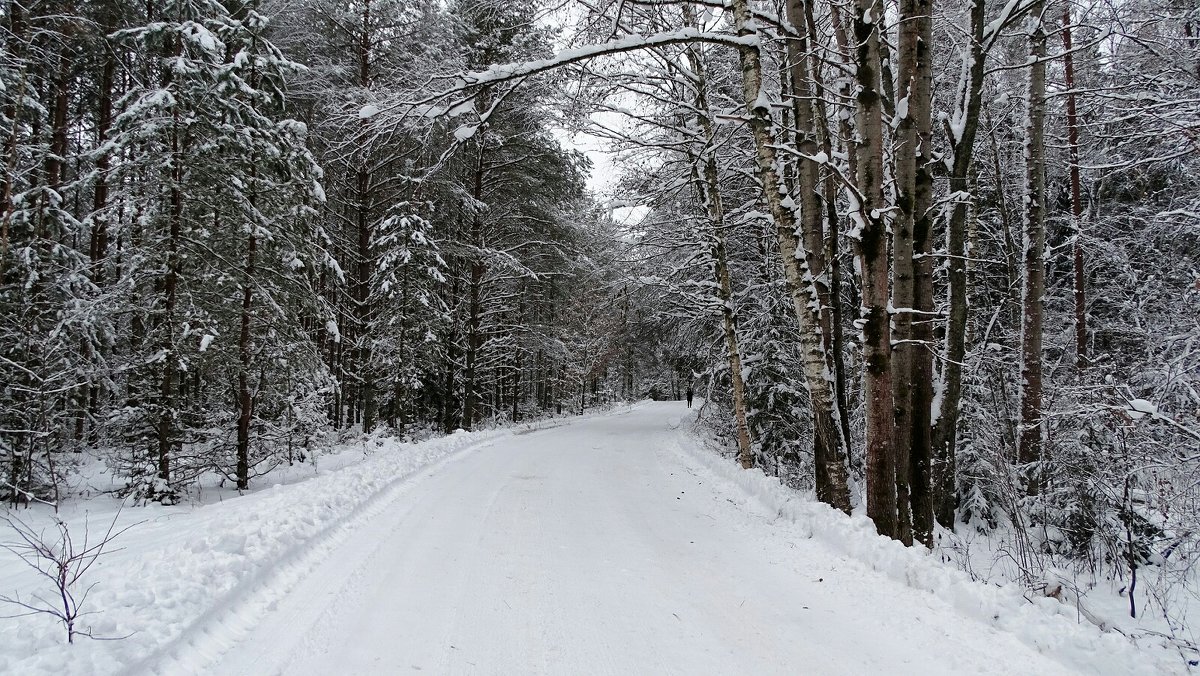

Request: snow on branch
left=376, top=28, right=760, bottom=180
left=460, top=30, right=757, bottom=88
left=401, top=27, right=758, bottom=119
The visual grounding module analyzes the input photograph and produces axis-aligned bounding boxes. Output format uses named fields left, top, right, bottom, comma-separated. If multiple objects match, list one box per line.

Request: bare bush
left=0, top=508, right=136, bottom=643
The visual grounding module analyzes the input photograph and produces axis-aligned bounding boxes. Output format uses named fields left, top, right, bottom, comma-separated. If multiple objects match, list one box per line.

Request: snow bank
left=0, top=427, right=513, bottom=675
left=670, top=428, right=1183, bottom=675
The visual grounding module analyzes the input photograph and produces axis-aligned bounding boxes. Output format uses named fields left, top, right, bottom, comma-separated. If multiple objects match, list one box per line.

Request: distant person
left=686, top=386, right=694, bottom=408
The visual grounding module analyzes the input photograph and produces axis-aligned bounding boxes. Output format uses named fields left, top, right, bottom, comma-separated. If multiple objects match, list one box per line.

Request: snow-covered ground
left=0, top=402, right=1185, bottom=674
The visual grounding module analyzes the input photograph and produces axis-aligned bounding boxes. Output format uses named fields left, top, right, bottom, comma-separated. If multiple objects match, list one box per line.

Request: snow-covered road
left=199, top=402, right=1086, bottom=676
left=0, top=402, right=1167, bottom=674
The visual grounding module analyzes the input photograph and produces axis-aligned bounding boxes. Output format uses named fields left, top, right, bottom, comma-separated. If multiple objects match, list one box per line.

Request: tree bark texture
left=1019, top=2, right=1048, bottom=495
left=851, top=0, right=898, bottom=538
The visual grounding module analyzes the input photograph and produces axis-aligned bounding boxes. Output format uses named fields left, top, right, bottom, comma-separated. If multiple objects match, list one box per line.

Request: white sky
left=553, top=124, right=650, bottom=226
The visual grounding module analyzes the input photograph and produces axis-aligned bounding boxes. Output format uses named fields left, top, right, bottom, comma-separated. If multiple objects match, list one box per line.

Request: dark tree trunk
left=851, top=0, right=898, bottom=539
left=356, top=166, right=375, bottom=433
left=355, top=0, right=376, bottom=434
left=1019, top=0, right=1048, bottom=494
left=893, top=0, right=936, bottom=546
left=236, top=157, right=258, bottom=490
left=1062, top=5, right=1087, bottom=368
left=91, top=50, right=114, bottom=277
left=0, top=3, right=25, bottom=278
left=157, top=32, right=186, bottom=489
left=462, top=147, right=486, bottom=431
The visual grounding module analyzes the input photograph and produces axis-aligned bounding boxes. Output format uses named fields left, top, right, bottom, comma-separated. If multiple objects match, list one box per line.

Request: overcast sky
left=554, top=123, right=649, bottom=227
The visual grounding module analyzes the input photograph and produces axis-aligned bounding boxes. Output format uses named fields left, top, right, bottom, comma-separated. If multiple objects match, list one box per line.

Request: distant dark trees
left=0, top=0, right=637, bottom=503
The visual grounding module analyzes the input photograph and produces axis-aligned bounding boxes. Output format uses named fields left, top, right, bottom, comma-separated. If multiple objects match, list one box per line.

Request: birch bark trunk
left=722, top=0, right=851, bottom=511
left=782, top=0, right=853, bottom=503
left=678, top=31, right=754, bottom=468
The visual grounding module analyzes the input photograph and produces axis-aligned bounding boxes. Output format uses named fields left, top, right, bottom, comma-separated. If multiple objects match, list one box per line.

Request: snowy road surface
left=198, top=403, right=1088, bottom=676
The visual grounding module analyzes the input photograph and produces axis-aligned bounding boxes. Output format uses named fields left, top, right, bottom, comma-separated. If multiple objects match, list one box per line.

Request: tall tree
left=850, top=0, right=898, bottom=538
left=1018, top=1, right=1048, bottom=495
left=1061, top=2, right=1087, bottom=368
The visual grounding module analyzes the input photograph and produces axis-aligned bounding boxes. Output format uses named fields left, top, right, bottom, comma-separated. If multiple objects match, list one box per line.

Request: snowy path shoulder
left=669, top=423, right=1182, bottom=675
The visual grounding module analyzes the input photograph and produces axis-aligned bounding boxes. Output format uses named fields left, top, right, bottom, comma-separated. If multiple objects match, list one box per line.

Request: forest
left=1, top=0, right=1199, bottom=658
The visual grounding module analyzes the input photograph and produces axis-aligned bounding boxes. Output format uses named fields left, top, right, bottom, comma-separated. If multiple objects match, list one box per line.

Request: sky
left=553, top=120, right=650, bottom=227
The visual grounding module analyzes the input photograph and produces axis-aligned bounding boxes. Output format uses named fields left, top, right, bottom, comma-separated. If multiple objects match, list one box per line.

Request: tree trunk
left=724, top=0, right=851, bottom=512
left=157, top=32, right=186, bottom=489
left=678, top=22, right=754, bottom=470
left=891, top=4, right=918, bottom=547
left=355, top=166, right=375, bottom=433
left=462, top=146, right=486, bottom=431
left=908, top=61, right=936, bottom=547
left=714, top=234, right=754, bottom=469
left=851, top=0, right=898, bottom=538
left=933, top=0, right=988, bottom=528
left=1018, top=1, right=1048, bottom=494
left=236, top=150, right=258, bottom=489
left=91, top=48, right=114, bottom=278
left=1062, top=5, right=1087, bottom=368
left=443, top=265, right=461, bottom=434
left=355, top=1, right=376, bottom=434
left=512, top=287, right=524, bottom=422
left=804, top=0, right=855, bottom=461
left=892, top=0, right=935, bottom=546
left=782, top=0, right=854, bottom=505
left=0, top=3, right=26, bottom=279
left=46, top=41, right=70, bottom=191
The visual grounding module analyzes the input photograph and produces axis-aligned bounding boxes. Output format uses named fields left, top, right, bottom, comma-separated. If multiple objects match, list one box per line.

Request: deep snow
left=0, top=402, right=1184, bottom=674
